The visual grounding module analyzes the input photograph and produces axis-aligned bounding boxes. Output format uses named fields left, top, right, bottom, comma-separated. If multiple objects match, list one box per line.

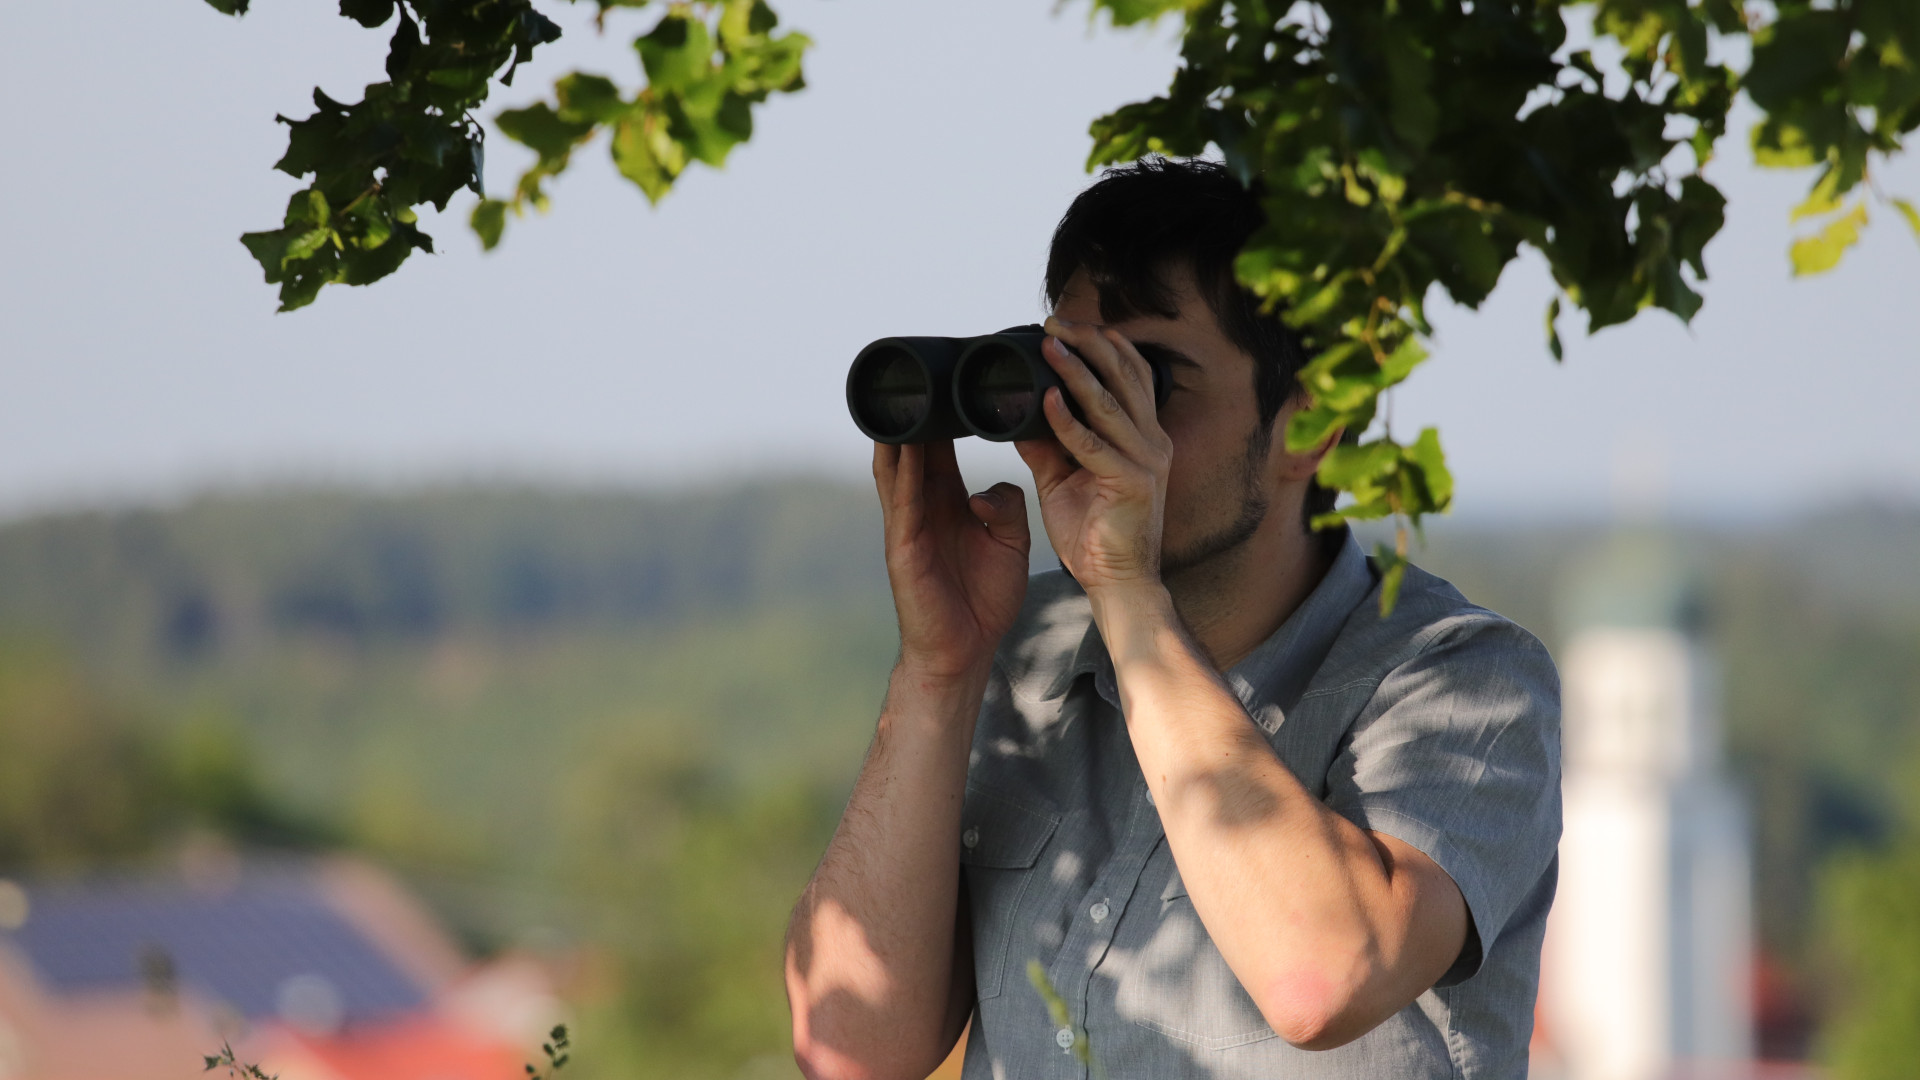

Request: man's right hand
left=875, top=439, right=1031, bottom=683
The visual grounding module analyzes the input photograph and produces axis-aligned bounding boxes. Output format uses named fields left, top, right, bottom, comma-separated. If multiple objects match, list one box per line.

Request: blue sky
left=3, top=0, right=1916, bottom=521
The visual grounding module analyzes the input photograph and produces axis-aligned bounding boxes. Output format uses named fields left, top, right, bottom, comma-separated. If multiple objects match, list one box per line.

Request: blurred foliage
left=205, top=1, right=1920, bottom=609
left=1817, top=754, right=1920, bottom=1080
left=0, top=641, right=328, bottom=870
left=5, top=483, right=1920, bottom=1067
left=0, top=642, right=162, bottom=867
left=559, top=730, right=839, bottom=1078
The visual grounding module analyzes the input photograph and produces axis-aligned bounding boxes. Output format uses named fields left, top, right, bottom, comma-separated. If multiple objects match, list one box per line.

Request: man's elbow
left=792, top=1038, right=881, bottom=1080
left=1253, top=956, right=1383, bottom=1051
left=790, top=1019, right=946, bottom=1080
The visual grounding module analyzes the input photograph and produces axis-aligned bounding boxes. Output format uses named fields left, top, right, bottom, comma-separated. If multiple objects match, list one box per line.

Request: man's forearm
left=785, top=662, right=983, bottom=1080
left=1089, top=584, right=1465, bottom=1050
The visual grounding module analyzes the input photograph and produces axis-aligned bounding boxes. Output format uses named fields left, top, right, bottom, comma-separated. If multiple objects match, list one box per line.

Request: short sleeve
left=1321, top=616, right=1562, bottom=986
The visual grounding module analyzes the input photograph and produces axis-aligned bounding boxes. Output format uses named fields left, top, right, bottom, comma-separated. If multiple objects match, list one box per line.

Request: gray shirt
left=958, top=531, right=1562, bottom=1079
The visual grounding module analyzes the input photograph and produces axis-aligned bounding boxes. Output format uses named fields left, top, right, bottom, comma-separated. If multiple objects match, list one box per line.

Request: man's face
left=1051, top=265, right=1294, bottom=577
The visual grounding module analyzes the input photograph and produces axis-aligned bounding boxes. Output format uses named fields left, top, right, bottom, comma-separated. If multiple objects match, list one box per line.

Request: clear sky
left=3, top=0, right=1916, bottom=522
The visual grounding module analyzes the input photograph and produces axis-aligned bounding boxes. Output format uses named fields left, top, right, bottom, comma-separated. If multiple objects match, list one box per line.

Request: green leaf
left=1750, top=117, right=1824, bottom=169
left=1318, top=441, right=1402, bottom=489
left=1375, top=546, right=1408, bottom=616
left=1381, top=25, right=1438, bottom=151
left=1893, top=198, right=1920, bottom=242
left=1378, top=337, right=1427, bottom=383
left=1792, top=165, right=1845, bottom=223
left=283, top=226, right=333, bottom=264
left=1546, top=296, right=1564, bottom=361
left=1790, top=202, right=1869, bottom=276
left=284, top=188, right=330, bottom=228
left=611, top=113, right=679, bottom=203
left=472, top=199, right=508, bottom=250
left=1745, top=10, right=1851, bottom=112
left=1090, top=0, right=1204, bottom=27
left=637, top=13, right=714, bottom=93
left=203, top=0, right=249, bottom=13
left=338, top=0, right=394, bottom=29
left=1285, top=403, right=1351, bottom=454
left=497, top=103, right=596, bottom=163
left=1402, top=427, right=1453, bottom=512
left=555, top=73, right=625, bottom=125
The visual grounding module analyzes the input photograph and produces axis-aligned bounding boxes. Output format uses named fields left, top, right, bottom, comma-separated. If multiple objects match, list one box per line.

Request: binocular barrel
left=846, top=325, right=1170, bottom=445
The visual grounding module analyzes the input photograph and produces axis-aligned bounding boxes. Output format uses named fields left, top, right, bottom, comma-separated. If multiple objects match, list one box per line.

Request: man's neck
left=1165, top=516, right=1334, bottom=672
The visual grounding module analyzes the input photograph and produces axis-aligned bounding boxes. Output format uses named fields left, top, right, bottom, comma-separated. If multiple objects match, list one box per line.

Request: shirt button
left=1145, top=788, right=1155, bottom=806
left=961, top=827, right=979, bottom=850
left=1089, top=901, right=1110, bottom=923
left=1055, top=1027, right=1076, bottom=1049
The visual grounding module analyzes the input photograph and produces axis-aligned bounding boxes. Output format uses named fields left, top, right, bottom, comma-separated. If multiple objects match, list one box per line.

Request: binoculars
left=845, top=324, right=1171, bottom=444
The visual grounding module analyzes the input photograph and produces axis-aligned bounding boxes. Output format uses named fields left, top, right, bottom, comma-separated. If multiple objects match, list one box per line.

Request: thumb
left=969, top=482, right=1030, bottom=551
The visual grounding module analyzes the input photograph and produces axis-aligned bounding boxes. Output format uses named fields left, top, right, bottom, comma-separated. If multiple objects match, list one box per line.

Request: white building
left=1537, top=533, right=1754, bottom=1080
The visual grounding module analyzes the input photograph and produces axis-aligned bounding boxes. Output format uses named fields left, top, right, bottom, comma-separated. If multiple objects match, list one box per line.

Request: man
left=785, top=158, right=1561, bottom=1080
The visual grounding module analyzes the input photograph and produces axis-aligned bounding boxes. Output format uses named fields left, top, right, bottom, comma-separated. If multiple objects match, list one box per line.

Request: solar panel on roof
left=0, top=875, right=428, bottom=1026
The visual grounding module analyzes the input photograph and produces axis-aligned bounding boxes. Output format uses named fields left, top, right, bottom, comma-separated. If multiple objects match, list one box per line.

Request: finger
left=1096, top=326, right=1158, bottom=421
left=873, top=441, right=899, bottom=497
left=1042, top=385, right=1136, bottom=481
left=923, top=438, right=968, bottom=504
left=1044, top=316, right=1153, bottom=421
left=892, top=441, right=925, bottom=521
left=968, top=482, right=1031, bottom=553
left=1039, top=333, right=1153, bottom=460
left=1014, top=435, right=1078, bottom=499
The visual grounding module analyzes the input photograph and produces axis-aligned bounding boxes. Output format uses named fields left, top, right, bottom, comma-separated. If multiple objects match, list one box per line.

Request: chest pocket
left=958, top=784, right=1059, bottom=1000
left=1111, top=847, right=1281, bottom=1051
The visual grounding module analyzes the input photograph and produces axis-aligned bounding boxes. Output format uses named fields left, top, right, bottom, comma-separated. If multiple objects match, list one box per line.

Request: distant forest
left=1, top=482, right=1915, bottom=1071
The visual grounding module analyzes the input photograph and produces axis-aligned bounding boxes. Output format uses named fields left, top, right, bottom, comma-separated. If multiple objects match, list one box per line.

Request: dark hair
left=1043, top=157, right=1337, bottom=527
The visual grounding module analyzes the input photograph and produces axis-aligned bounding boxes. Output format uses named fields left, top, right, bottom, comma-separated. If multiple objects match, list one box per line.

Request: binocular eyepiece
left=846, top=324, right=1171, bottom=444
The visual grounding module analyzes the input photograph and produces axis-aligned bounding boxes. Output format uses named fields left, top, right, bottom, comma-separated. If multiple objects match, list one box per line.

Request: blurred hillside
left=0, top=481, right=1915, bottom=1071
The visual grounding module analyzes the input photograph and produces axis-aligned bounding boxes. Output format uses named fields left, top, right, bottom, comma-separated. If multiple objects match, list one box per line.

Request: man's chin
left=1161, top=511, right=1266, bottom=581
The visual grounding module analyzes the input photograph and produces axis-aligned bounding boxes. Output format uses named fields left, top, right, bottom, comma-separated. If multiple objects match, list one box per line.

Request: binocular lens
left=846, top=326, right=1164, bottom=445
left=848, top=346, right=931, bottom=440
left=955, top=344, right=1039, bottom=438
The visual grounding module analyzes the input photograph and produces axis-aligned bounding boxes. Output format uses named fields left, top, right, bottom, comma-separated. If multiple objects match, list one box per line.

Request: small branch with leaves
left=526, top=1023, right=572, bottom=1080
left=203, top=1042, right=276, bottom=1080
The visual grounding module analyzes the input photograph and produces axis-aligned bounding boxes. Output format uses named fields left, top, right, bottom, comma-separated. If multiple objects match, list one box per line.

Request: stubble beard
left=1159, top=421, right=1274, bottom=582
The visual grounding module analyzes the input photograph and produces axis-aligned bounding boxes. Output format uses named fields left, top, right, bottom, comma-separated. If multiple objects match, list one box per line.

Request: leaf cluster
left=1747, top=0, right=1920, bottom=274
left=1083, top=0, right=1914, bottom=605
left=210, top=0, right=563, bottom=310
left=525, top=1023, right=572, bottom=1078
left=474, top=0, right=809, bottom=249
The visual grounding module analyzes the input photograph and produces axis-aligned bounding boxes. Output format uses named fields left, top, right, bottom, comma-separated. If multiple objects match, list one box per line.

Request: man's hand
left=875, top=438, right=1031, bottom=683
left=1015, top=316, right=1173, bottom=594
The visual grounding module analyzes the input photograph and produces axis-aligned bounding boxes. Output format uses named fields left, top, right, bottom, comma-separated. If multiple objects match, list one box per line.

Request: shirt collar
left=1040, top=527, right=1374, bottom=718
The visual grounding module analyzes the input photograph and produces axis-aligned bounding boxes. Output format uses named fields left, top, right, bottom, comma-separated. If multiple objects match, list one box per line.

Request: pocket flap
left=958, top=786, right=1060, bottom=869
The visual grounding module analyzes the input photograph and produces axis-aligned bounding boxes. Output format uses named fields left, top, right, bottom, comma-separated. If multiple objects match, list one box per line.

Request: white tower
left=1539, top=534, right=1753, bottom=1080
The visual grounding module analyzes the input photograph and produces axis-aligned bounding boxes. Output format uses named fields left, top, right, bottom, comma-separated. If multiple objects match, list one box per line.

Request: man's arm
left=784, top=440, right=1030, bottom=1080
left=1020, top=318, right=1466, bottom=1050
left=1094, top=584, right=1467, bottom=1049
left=784, top=665, right=982, bottom=1080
